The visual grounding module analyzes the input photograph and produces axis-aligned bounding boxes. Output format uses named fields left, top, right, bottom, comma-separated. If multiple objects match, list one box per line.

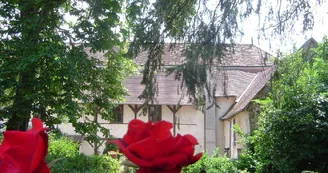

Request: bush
left=102, top=134, right=119, bottom=155
left=47, top=134, right=79, bottom=159
left=233, top=150, right=257, bottom=173
left=46, top=134, right=120, bottom=173
left=48, top=154, right=120, bottom=173
left=182, top=149, right=239, bottom=173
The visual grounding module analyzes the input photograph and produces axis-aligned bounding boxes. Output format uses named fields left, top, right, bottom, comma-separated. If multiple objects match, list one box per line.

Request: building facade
left=59, top=44, right=275, bottom=157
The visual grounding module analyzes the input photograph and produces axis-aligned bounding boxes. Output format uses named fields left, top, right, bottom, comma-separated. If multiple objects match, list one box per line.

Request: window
left=112, top=105, right=123, bottom=123
left=149, top=105, right=161, bottom=122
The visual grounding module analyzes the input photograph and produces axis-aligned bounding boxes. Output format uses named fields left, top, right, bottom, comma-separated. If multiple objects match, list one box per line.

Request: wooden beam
left=128, top=105, right=143, bottom=119
left=135, top=105, right=143, bottom=113
left=167, top=105, right=182, bottom=136
left=167, top=105, right=181, bottom=114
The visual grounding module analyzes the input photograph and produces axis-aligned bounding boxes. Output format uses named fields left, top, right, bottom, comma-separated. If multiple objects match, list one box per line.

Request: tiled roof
left=134, top=44, right=273, bottom=66
left=124, top=67, right=273, bottom=105
left=220, top=66, right=275, bottom=120
left=123, top=74, right=192, bottom=105
left=84, top=44, right=274, bottom=105
left=300, top=37, right=318, bottom=51
left=212, top=68, right=261, bottom=97
left=299, top=38, right=318, bottom=60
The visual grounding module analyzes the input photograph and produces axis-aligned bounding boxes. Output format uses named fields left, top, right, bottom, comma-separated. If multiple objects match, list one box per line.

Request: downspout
left=204, top=106, right=206, bottom=152
left=173, top=109, right=176, bottom=136
left=229, top=119, right=232, bottom=158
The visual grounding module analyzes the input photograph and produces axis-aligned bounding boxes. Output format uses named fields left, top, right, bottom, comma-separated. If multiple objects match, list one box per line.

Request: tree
left=0, top=0, right=324, bottom=132
left=247, top=38, right=328, bottom=172
left=0, top=0, right=135, bottom=133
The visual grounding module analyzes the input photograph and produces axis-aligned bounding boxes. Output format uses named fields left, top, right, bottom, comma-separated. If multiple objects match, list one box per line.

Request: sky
left=237, top=1, right=328, bottom=55
left=64, top=0, right=328, bottom=55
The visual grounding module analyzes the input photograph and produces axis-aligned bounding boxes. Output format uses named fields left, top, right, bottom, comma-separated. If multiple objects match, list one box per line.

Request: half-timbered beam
left=128, top=104, right=143, bottom=119
left=167, top=105, right=182, bottom=136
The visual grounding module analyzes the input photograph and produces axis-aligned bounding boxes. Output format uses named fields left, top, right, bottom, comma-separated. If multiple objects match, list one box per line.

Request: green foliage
left=48, top=153, right=120, bottom=173
left=47, top=134, right=79, bottom=159
left=182, top=149, right=238, bottom=173
left=237, top=38, right=328, bottom=173
left=0, top=0, right=137, bottom=152
left=102, top=135, right=119, bottom=154
left=46, top=134, right=120, bottom=173
left=233, top=132, right=263, bottom=173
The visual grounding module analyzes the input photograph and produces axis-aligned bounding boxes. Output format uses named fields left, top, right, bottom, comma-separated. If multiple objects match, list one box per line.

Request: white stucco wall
left=225, top=111, right=250, bottom=158
left=59, top=104, right=205, bottom=155
left=214, top=97, right=236, bottom=155
left=215, top=97, right=236, bottom=117
left=173, top=106, right=205, bottom=152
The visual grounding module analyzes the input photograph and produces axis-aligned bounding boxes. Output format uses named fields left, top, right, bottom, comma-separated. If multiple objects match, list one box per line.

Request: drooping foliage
left=126, top=0, right=324, bottom=107
left=238, top=38, right=328, bottom=172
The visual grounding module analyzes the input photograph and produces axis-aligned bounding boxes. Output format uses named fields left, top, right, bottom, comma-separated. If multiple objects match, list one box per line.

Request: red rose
left=109, top=119, right=202, bottom=173
left=0, top=118, right=50, bottom=173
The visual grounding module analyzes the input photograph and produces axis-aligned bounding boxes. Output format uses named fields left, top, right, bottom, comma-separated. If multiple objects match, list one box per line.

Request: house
left=299, top=37, right=318, bottom=60
left=59, top=43, right=275, bottom=158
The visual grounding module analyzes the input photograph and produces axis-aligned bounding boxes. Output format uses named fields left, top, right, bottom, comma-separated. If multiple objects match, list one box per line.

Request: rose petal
left=137, top=167, right=181, bottom=173
left=173, top=134, right=198, bottom=154
left=150, top=121, right=173, bottom=140
left=0, top=146, right=33, bottom=172
left=109, top=139, right=151, bottom=167
left=0, top=118, right=49, bottom=173
left=151, top=151, right=202, bottom=170
left=128, top=136, right=176, bottom=161
left=33, top=161, right=50, bottom=173
left=123, top=119, right=151, bottom=145
left=31, top=133, right=48, bottom=172
left=1, top=131, right=37, bottom=151
left=151, top=152, right=189, bottom=170
left=189, top=153, right=203, bottom=164
left=29, top=118, right=45, bottom=132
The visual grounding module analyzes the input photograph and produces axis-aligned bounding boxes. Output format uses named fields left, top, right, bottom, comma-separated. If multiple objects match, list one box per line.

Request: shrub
left=102, top=134, right=119, bottom=155
left=48, top=153, right=120, bottom=173
left=47, top=134, right=79, bottom=159
left=233, top=150, right=257, bottom=173
left=182, top=149, right=239, bottom=173
left=46, top=134, right=120, bottom=173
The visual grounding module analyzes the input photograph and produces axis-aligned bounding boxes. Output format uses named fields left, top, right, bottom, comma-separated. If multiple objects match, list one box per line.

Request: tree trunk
left=6, top=72, right=34, bottom=131
left=93, top=107, right=99, bottom=155
left=5, top=4, right=42, bottom=131
left=6, top=116, right=30, bottom=131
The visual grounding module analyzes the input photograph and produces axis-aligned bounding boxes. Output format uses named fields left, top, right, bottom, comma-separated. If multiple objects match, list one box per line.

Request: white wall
left=214, top=97, right=236, bottom=155
left=59, top=104, right=205, bottom=155
left=173, top=106, right=204, bottom=152
left=225, top=111, right=250, bottom=158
